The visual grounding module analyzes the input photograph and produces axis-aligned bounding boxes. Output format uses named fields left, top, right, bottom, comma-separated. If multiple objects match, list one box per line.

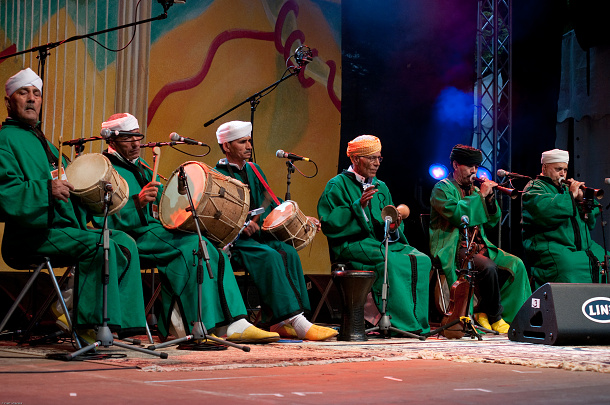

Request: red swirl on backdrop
left=0, top=44, right=18, bottom=65
left=147, top=1, right=340, bottom=125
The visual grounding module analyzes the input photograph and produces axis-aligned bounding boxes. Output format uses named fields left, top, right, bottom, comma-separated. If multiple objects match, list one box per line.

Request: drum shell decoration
left=65, top=153, right=129, bottom=216
left=261, top=200, right=316, bottom=251
left=159, top=161, right=250, bottom=247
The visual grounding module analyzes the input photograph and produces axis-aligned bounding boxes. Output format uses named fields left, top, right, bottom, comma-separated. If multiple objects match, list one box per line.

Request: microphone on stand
left=169, top=132, right=207, bottom=146
left=294, top=45, right=313, bottom=66
left=497, top=169, right=531, bottom=179
left=177, top=165, right=187, bottom=195
left=276, top=150, right=310, bottom=162
left=100, top=128, right=142, bottom=139
left=605, top=178, right=610, bottom=185
left=461, top=215, right=470, bottom=228
left=381, top=205, right=399, bottom=236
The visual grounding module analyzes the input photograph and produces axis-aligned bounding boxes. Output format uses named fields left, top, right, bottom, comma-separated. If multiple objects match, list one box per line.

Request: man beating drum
left=215, top=120, right=338, bottom=341
left=93, top=113, right=279, bottom=344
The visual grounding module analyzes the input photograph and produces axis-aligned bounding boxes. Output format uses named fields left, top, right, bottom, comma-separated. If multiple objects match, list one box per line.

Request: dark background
left=341, top=0, right=568, bottom=254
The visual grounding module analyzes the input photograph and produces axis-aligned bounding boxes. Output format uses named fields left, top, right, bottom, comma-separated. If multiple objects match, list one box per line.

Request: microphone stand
left=203, top=64, right=308, bottom=163
left=284, top=160, right=296, bottom=201
left=148, top=166, right=250, bottom=352
left=62, top=136, right=104, bottom=157
left=365, top=217, right=425, bottom=340
left=63, top=183, right=168, bottom=360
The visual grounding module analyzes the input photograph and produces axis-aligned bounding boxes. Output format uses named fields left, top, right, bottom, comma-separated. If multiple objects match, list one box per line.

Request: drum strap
left=248, top=162, right=281, bottom=206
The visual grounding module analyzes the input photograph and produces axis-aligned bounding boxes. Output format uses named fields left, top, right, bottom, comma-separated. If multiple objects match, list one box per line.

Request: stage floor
left=1, top=333, right=609, bottom=404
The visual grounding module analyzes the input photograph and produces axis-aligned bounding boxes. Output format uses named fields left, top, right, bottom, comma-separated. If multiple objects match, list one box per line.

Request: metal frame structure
left=474, top=0, right=512, bottom=248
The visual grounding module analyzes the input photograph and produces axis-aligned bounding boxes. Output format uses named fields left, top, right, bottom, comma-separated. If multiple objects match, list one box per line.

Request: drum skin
left=65, top=153, right=129, bottom=216
left=261, top=200, right=316, bottom=251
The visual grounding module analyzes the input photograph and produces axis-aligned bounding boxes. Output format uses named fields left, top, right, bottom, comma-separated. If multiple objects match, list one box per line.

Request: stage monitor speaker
left=509, top=283, right=610, bottom=346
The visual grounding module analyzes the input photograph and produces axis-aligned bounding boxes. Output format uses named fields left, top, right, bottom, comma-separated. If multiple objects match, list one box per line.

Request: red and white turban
left=101, top=113, right=139, bottom=132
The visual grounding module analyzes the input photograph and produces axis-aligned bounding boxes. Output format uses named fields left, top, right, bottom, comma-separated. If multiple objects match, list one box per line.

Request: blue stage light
left=477, top=167, right=492, bottom=180
left=429, top=164, right=448, bottom=180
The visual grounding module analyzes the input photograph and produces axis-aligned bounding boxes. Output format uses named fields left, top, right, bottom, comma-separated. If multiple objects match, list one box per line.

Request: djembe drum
left=332, top=266, right=376, bottom=341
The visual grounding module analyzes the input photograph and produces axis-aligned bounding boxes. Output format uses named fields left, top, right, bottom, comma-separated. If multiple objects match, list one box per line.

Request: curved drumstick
left=57, top=134, right=64, bottom=180
left=152, top=146, right=161, bottom=181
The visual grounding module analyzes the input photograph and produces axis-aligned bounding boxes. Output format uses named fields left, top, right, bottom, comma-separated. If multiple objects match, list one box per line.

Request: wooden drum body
left=159, top=161, right=250, bottom=247
left=261, top=200, right=316, bottom=251
left=65, top=153, right=129, bottom=216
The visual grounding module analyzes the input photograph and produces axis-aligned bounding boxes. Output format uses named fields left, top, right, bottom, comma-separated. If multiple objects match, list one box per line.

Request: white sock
left=286, top=313, right=313, bottom=339
left=226, top=318, right=252, bottom=336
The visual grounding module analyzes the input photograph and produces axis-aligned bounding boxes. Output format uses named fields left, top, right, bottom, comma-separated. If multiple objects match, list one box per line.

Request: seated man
left=94, top=113, right=279, bottom=343
left=429, top=144, right=531, bottom=333
left=522, top=149, right=608, bottom=286
left=317, top=135, right=431, bottom=335
left=0, top=69, right=146, bottom=339
left=215, top=120, right=337, bottom=341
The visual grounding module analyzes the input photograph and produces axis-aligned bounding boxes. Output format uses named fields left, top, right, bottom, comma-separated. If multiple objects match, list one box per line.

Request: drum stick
left=57, top=134, right=64, bottom=180
left=152, top=146, right=161, bottom=181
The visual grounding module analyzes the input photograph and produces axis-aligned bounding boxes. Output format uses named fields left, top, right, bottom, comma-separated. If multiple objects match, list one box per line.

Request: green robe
left=429, top=178, right=530, bottom=323
left=0, top=119, right=145, bottom=336
left=317, top=171, right=431, bottom=334
left=522, top=176, right=606, bottom=286
left=95, top=152, right=249, bottom=337
left=215, top=159, right=310, bottom=324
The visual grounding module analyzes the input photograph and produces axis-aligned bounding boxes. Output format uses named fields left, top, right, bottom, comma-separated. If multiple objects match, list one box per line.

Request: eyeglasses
left=359, top=155, right=383, bottom=163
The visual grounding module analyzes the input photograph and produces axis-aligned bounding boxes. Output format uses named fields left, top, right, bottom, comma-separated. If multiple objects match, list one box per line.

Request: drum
left=65, top=153, right=129, bottom=216
left=261, top=200, right=316, bottom=251
left=332, top=268, right=376, bottom=341
left=159, top=161, right=250, bottom=247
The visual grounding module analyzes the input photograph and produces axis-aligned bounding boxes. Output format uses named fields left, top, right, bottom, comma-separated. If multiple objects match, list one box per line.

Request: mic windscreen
left=169, top=132, right=180, bottom=141
left=100, top=128, right=112, bottom=139
left=461, top=215, right=469, bottom=225
left=276, top=150, right=285, bottom=158
left=497, top=169, right=507, bottom=177
left=381, top=205, right=399, bottom=224
left=605, top=178, right=610, bottom=185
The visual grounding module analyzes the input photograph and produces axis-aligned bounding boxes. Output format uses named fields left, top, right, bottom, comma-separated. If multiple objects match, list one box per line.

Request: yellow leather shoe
left=491, top=318, right=510, bottom=334
left=226, top=325, right=280, bottom=344
left=51, top=304, right=71, bottom=335
left=474, top=313, right=492, bottom=330
left=304, top=324, right=338, bottom=341
left=275, top=324, right=299, bottom=339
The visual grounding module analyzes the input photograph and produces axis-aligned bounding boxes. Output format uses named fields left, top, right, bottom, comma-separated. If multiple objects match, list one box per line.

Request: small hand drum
left=261, top=200, right=316, bottom=251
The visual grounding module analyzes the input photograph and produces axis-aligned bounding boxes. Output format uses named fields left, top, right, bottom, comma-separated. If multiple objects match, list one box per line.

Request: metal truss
left=474, top=0, right=512, bottom=247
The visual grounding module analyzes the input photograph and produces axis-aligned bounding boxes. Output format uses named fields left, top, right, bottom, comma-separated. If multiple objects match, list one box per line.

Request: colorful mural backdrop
left=0, top=0, right=341, bottom=273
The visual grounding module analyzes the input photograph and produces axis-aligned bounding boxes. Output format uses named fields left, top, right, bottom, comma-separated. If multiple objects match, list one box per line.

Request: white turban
left=216, top=121, right=252, bottom=144
left=5, top=68, right=43, bottom=96
left=101, top=113, right=139, bottom=132
left=541, top=149, right=569, bottom=164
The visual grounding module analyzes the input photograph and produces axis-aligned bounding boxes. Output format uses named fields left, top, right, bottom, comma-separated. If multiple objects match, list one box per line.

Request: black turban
left=450, top=145, right=483, bottom=166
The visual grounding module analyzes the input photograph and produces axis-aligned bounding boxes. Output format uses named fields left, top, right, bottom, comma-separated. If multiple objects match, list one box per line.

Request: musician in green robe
left=95, top=113, right=279, bottom=344
left=317, top=135, right=431, bottom=335
left=522, top=148, right=607, bottom=286
left=214, top=120, right=337, bottom=341
left=0, top=68, right=146, bottom=339
left=429, top=144, right=530, bottom=332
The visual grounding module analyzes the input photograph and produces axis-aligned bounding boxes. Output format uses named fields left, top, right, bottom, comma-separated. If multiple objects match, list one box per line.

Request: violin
left=440, top=273, right=470, bottom=339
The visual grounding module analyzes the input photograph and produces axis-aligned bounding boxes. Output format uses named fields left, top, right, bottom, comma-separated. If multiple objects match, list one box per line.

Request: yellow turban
left=346, top=135, right=381, bottom=157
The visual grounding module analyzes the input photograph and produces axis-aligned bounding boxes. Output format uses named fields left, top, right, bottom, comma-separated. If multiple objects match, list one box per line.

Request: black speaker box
left=509, top=283, right=610, bottom=346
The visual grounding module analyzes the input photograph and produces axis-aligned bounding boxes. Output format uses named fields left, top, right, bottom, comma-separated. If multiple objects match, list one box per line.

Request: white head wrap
left=216, top=121, right=252, bottom=144
left=5, top=68, right=43, bottom=96
left=541, top=149, right=569, bottom=164
left=101, top=113, right=139, bottom=132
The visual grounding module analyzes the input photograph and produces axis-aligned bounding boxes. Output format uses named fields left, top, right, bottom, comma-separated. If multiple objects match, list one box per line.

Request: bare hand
left=51, top=179, right=74, bottom=202
left=243, top=220, right=260, bottom=237
left=360, top=187, right=378, bottom=208
left=479, top=179, right=497, bottom=197
left=568, top=178, right=585, bottom=201
left=307, top=216, right=321, bottom=232
left=137, top=181, right=161, bottom=208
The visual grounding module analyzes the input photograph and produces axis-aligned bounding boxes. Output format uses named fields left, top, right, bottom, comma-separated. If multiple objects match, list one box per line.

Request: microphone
left=381, top=205, right=399, bottom=235
left=169, top=132, right=207, bottom=146
left=140, top=141, right=183, bottom=148
left=276, top=150, right=310, bottom=162
left=605, top=178, right=610, bottom=185
left=461, top=215, right=469, bottom=228
left=177, top=165, right=187, bottom=195
left=100, top=128, right=140, bottom=139
left=497, top=169, right=531, bottom=179
left=295, top=45, right=313, bottom=66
